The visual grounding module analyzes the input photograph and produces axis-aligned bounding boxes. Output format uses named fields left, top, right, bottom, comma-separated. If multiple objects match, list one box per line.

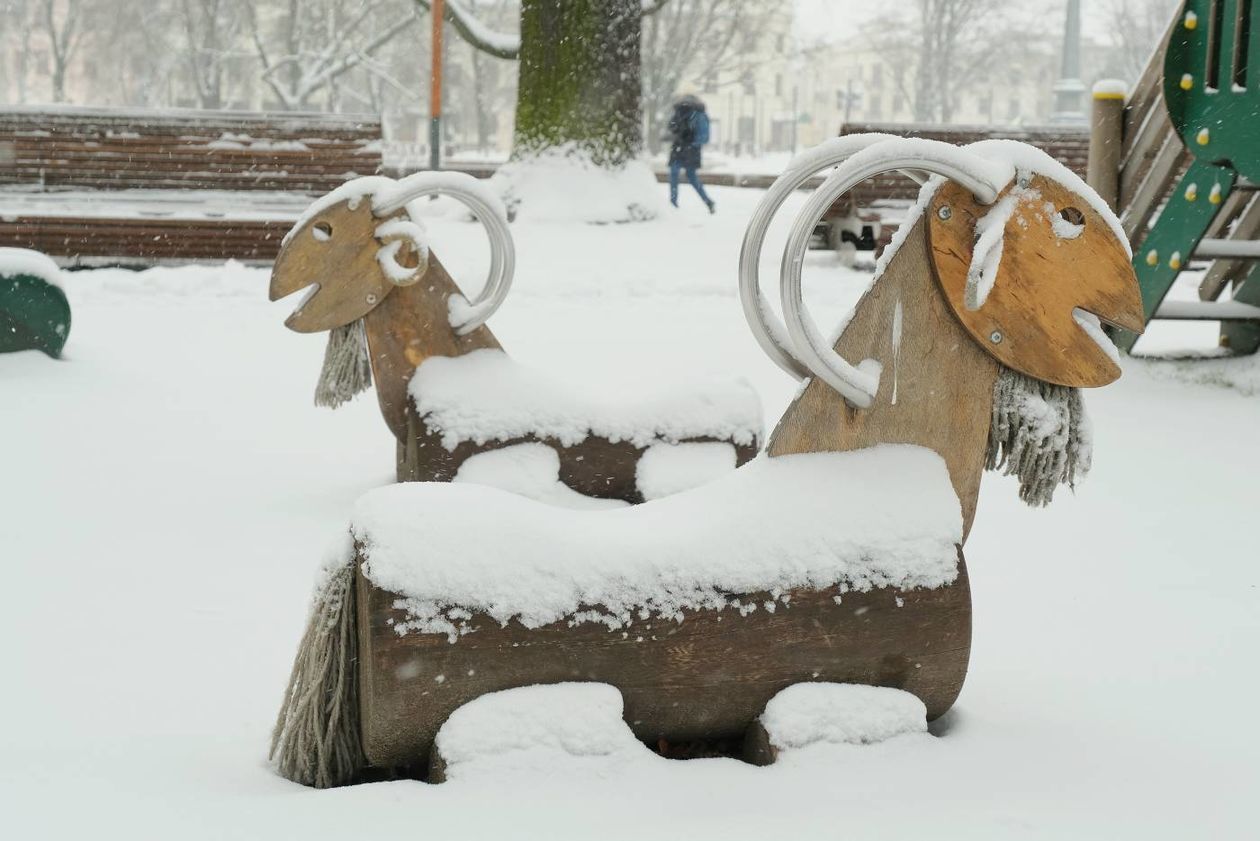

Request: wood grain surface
left=767, top=222, right=998, bottom=537
left=359, top=549, right=971, bottom=775
left=928, top=176, right=1143, bottom=388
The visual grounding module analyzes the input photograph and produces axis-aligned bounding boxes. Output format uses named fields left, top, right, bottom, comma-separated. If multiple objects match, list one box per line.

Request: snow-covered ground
left=2, top=185, right=1257, bottom=839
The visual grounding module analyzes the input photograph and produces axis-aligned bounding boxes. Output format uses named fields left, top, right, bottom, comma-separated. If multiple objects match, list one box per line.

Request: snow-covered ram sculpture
left=270, top=172, right=760, bottom=503
left=271, top=137, right=1143, bottom=788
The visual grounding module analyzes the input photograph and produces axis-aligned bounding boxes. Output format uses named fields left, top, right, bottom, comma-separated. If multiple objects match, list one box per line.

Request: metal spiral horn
left=372, top=173, right=516, bottom=335
left=776, top=136, right=1014, bottom=408
left=374, top=218, right=431, bottom=287
left=738, top=134, right=901, bottom=380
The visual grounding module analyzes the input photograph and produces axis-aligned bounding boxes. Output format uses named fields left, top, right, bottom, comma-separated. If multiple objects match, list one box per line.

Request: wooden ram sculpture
left=271, top=137, right=1144, bottom=788
left=269, top=172, right=760, bottom=503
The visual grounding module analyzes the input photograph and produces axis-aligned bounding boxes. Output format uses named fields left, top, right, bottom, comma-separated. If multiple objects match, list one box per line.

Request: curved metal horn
left=779, top=138, right=1014, bottom=408
left=739, top=133, right=897, bottom=379
left=374, top=218, right=431, bottom=287
left=371, top=173, right=515, bottom=335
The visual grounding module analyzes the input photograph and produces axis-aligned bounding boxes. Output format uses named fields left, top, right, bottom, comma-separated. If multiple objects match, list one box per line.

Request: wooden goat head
left=270, top=194, right=428, bottom=334
left=746, top=136, right=1146, bottom=535
left=269, top=174, right=514, bottom=337
left=928, top=176, right=1143, bottom=387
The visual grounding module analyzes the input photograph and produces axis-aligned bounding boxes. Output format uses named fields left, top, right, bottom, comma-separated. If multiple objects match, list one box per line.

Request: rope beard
left=314, top=319, right=372, bottom=409
left=270, top=559, right=365, bottom=788
left=986, top=367, right=1093, bottom=507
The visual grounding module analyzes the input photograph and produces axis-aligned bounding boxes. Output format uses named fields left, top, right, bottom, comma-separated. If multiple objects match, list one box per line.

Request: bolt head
left=366, top=293, right=378, bottom=305
left=937, top=206, right=952, bottom=220
left=989, top=330, right=1003, bottom=344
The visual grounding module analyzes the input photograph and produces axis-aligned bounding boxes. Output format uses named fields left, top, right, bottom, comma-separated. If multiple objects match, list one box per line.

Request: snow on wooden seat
left=347, top=445, right=962, bottom=636
left=409, top=348, right=762, bottom=451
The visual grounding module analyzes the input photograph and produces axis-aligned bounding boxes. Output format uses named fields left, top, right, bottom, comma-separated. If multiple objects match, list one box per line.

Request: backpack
left=691, top=110, right=710, bottom=146
left=669, top=105, right=696, bottom=146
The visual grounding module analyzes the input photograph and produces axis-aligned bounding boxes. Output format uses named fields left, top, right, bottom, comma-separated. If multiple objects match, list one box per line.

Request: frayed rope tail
left=985, top=367, right=1093, bottom=507
left=270, top=561, right=365, bottom=788
left=315, top=320, right=372, bottom=409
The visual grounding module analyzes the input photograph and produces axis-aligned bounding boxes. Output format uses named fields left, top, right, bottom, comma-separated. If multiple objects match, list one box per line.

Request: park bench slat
left=0, top=105, right=383, bottom=264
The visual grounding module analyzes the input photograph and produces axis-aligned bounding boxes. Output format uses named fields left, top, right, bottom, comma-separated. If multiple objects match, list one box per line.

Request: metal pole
left=791, top=85, right=798, bottom=154
left=430, top=0, right=444, bottom=171
left=1051, top=0, right=1086, bottom=123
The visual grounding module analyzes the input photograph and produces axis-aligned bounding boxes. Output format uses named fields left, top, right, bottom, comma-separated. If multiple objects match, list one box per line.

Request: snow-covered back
left=349, top=446, right=962, bottom=635
left=0, top=247, right=63, bottom=287
left=760, top=683, right=929, bottom=751
left=433, top=683, right=649, bottom=781
left=454, top=443, right=628, bottom=511
left=636, top=441, right=737, bottom=501
left=409, top=348, right=762, bottom=451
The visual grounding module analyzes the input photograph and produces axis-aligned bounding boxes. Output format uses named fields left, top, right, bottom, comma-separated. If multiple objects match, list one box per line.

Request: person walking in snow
left=667, top=93, right=715, bottom=214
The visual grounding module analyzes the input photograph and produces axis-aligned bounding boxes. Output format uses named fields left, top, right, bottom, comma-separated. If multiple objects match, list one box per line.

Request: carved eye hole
left=313, top=221, right=333, bottom=242
left=1059, top=207, right=1085, bottom=226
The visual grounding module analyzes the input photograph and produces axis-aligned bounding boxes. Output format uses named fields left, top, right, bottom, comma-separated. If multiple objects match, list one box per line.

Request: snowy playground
left=5, top=0, right=1260, bottom=837
left=2, top=183, right=1256, bottom=839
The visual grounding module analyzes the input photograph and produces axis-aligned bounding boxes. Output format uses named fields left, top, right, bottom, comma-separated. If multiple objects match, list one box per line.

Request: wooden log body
left=397, top=406, right=758, bottom=501
left=356, top=549, right=971, bottom=776
left=272, top=198, right=760, bottom=504
left=359, top=223, right=984, bottom=776
left=366, top=251, right=757, bottom=501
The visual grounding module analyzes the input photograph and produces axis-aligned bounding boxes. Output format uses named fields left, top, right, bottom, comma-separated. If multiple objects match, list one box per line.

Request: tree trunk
left=52, top=65, right=67, bottom=102
left=514, top=0, right=642, bottom=166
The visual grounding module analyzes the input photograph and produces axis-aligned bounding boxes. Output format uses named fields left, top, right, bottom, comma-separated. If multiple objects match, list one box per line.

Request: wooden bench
left=0, top=106, right=383, bottom=266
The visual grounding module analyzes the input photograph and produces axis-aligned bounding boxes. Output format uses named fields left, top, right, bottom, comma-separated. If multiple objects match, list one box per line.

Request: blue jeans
left=669, top=161, right=713, bottom=207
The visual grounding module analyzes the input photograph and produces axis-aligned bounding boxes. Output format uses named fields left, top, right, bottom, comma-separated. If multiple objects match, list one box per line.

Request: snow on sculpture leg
left=269, top=172, right=761, bottom=504
left=428, top=683, right=654, bottom=783
left=270, top=136, right=1144, bottom=788
left=744, top=683, right=931, bottom=766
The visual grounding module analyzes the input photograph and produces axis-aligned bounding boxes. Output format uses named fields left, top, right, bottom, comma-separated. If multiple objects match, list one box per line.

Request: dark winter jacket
left=668, top=95, right=710, bottom=170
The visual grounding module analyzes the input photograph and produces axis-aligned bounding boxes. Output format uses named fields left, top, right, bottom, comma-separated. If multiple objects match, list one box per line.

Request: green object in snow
left=1115, top=0, right=1260, bottom=352
left=0, top=271, right=72, bottom=358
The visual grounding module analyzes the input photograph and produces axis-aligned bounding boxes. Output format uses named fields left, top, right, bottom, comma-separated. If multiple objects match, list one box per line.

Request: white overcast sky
left=791, top=0, right=1113, bottom=44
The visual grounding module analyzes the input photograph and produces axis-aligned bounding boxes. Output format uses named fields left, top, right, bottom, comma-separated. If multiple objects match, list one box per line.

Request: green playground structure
left=0, top=249, right=71, bottom=359
left=1088, top=0, right=1260, bottom=353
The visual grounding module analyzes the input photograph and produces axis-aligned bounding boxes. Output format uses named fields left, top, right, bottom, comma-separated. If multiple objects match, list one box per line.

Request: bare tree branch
left=247, top=0, right=419, bottom=110
left=411, top=0, right=520, bottom=59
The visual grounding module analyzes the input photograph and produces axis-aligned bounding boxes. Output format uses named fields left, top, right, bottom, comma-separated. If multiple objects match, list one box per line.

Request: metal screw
left=366, top=293, right=378, bottom=305
left=937, top=206, right=952, bottom=220
left=989, top=330, right=1003, bottom=344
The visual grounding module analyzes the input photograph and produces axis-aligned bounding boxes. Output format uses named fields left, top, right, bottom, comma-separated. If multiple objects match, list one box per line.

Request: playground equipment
left=1087, top=0, right=1260, bottom=352
left=270, top=136, right=1142, bottom=788
left=270, top=172, right=760, bottom=503
left=0, top=248, right=71, bottom=358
